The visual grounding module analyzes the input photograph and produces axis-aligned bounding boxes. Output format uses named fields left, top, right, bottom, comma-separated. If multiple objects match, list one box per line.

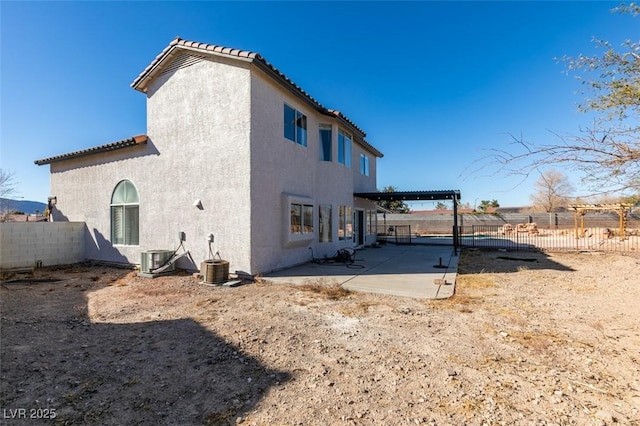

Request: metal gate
left=378, top=225, right=413, bottom=245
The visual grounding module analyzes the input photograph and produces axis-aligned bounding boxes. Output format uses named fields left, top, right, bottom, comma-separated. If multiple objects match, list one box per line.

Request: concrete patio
left=264, top=244, right=459, bottom=299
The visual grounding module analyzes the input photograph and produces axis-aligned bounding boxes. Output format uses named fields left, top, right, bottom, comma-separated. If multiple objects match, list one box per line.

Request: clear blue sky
left=1, top=1, right=636, bottom=208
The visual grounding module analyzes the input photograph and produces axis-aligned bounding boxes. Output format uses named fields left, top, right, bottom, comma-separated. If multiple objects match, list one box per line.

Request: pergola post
left=453, top=198, right=459, bottom=255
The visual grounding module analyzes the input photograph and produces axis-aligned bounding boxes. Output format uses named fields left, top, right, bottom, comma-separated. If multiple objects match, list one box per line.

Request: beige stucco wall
left=50, top=54, right=253, bottom=273
left=46, top=52, right=380, bottom=275
left=249, top=68, right=379, bottom=273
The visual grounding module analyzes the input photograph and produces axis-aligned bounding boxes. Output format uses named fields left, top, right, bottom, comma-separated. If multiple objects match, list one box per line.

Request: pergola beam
left=354, top=190, right=461, bottom=202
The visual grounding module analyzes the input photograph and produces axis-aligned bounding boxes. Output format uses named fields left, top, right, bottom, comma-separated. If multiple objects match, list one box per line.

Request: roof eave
left=358, top=138, right=384, bottom=158
left=131, top=37, right=257, bottom=93
left=130, top=37, right=384, bottom=156
left=34, top=135, right=148, bottom=166
left=131, top=38, right=180, bottom=92
left=253, top=61, right=382, bottom=155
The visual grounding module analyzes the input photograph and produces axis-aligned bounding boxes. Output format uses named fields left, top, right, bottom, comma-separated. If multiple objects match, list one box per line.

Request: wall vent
left=159, top=52, right=206, bottom=77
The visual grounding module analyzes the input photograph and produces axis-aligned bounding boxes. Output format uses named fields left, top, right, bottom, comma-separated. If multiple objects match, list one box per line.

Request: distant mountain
left=0, top=198, right=47, bottom=214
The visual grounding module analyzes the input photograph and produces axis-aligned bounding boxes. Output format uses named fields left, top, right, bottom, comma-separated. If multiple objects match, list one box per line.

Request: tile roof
left=131, top=37, right=382, bottom=158
left=34, top=135, right=148, bottom=165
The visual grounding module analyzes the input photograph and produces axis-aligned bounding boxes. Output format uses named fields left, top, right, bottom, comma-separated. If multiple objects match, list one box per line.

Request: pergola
left=568, top=203, right=633, bottom=241
left=354, top=190, right=462, bottom=252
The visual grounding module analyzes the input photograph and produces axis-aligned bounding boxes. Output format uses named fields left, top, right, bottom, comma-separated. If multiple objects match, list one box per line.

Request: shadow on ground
left=0, top=267, right=290, bottom=425
left=457, top=248, right=576, bottom=274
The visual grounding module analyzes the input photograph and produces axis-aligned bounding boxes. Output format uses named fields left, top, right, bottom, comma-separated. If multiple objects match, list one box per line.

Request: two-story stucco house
left=35, top=37, right=383, bottom=275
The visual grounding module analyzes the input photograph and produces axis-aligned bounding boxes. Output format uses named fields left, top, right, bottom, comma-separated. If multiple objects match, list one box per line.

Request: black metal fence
left=376, top=219, right=640, bottom=253
left=458, top=224, right=640, bottom=253
left=377, top=225, right=413, bottom=245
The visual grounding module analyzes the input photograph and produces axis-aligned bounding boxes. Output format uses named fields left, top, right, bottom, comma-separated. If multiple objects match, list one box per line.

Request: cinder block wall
left=0, top=222, right=86, bottom=269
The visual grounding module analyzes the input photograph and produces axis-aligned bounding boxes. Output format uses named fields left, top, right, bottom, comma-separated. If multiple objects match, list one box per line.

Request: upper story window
left=284, top=104, right=307, bottom=147
left=319, top=125, right=332, bottom=161
left=338, top=130, right=352, bottom=167
left=360, top=153, right=370, bottom=176
left=111, top=180, right=139, bottom=246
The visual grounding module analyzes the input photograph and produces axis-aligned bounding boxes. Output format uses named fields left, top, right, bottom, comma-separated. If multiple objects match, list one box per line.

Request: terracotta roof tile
left=34, top=135, right=148, bottom=166
left=131, top=37, right=382, bottom=157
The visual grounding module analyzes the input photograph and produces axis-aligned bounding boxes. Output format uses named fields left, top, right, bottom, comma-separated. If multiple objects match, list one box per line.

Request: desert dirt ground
left=1, top=249, right=639, bottom=425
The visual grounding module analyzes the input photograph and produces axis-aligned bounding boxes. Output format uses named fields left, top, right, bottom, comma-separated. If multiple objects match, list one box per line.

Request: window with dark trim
left=290, top=203, right=314, bottom=234
left=338, top=130, right=352, bottom=167
left=284, top=104, right=307, bottom=147
left=360, top=153, right=370, bottom=176
left=319, top=205, right=332, bottom=242
left=339, top=205, right=353, bottom=241
left=319, top=125, right=332, bottom=161
left=367, top=210, right=376, bottom=234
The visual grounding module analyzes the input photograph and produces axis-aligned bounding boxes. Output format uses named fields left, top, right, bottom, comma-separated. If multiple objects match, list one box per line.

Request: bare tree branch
left=0, top=169, right=17, bottom=199
left=464, top=5, right=639, bottom=200
left=530, top=169, right=575, bottom=212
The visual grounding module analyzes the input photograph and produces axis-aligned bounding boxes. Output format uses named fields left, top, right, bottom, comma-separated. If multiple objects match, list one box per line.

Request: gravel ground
left=1, top=249, right=639, bottom=425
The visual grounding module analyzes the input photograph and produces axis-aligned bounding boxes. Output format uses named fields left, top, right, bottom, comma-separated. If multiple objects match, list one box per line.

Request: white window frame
left=110, top=179, right=139, bottom=246
left=283, top=193, right=314, bottom=246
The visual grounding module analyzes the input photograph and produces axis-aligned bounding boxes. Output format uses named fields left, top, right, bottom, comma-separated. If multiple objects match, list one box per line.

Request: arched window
left=110, top=180, right=139, bottom=245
